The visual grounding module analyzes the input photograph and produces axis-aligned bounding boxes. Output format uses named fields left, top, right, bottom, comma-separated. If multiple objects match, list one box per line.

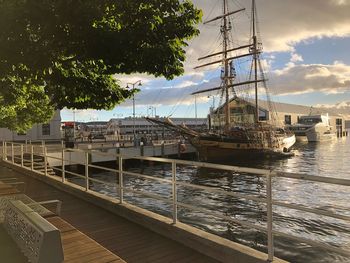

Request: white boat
left=306, top=123, right=337, bottom=142
left=287, top=115, right=336, bottom=142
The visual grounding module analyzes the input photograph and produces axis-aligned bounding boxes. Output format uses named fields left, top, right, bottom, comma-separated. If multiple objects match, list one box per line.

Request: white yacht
left=287, top=115, right=337, bottom=142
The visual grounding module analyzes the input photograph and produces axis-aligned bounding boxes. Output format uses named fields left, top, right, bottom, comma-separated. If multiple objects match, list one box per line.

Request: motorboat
left=287, top=115, right=336, bottom=142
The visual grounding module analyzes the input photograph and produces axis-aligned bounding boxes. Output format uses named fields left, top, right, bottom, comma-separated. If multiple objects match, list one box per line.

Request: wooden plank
left=46, top=216, right=125, bottom=263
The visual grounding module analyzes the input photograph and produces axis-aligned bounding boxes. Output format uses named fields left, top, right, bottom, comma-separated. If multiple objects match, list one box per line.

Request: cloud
left=290, top=53, right=304, bottom=63
left=315, top=101, right=350, bottom=118
left=109, top=1, right=350, bottom=111
left=187, top=0, right=350, bottom=62
left=269, top=62, right=350, bottom=95
left=115, top=61, right=350, bottom=109
left=316, top=101, right=350, bottom=109
left=61, top=109, right=100, bottom=121
left=119, top=76, right=222, bottom=108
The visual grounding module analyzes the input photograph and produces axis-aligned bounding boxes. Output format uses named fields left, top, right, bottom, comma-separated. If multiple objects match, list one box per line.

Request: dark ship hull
left=190, top=132, right=295, bottom=162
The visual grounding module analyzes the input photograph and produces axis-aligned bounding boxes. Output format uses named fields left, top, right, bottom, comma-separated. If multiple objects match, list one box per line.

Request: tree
left=0, top=0, right=202, bottom=132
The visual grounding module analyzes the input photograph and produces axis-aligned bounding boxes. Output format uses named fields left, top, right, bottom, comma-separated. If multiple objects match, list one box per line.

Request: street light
left=148, top=106, right=156, bottom=117
left=126, top=80, right=142, bottom=146
left=208, top=95, right=215, bottom=112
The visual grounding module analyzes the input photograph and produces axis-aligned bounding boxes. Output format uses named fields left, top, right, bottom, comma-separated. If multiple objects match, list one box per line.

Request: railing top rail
left=274, top=171, right=350, bottom=186
left=9, top=142, right=350, bottom=186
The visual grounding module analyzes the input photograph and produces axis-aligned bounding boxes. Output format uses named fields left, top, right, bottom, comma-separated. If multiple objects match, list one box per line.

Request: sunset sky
left=62, top=0, right=350, bottom=122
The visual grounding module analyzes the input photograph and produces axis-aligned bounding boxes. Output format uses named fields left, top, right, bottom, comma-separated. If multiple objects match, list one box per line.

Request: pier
left=1, top=141, right=350, bottom=262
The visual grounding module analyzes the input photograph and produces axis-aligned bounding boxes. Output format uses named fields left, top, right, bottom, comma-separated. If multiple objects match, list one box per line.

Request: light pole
left=126, top=80, right=142, bottom=146
left=148, top=106, right=157, bottom=140
left=207, top=95, right=216, bottom=131
left=208, top=95, right=215, bottom=113
left=73, top=110, right=76, bottom=141
left=194, top=95, right=197, bottom=125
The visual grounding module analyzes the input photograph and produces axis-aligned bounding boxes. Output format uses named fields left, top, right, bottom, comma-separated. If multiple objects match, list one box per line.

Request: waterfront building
left=209, top=98, right=348, bottom=137
left=75, top=117, right=207, bottom=141
left=0, top=110, right=61, bottom=142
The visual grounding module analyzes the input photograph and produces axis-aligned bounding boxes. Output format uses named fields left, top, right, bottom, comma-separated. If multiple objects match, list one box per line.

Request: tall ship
left=147, top=0, right=296, bottom=161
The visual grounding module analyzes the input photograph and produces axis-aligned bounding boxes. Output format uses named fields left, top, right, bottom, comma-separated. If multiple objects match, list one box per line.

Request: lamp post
left=73, top=110, right=76, bottom=140
left=207, top=95, right=216, bottom=131
left=126, top=80, right=142, bottom=146
left=148, top=106, right=157, bottom=140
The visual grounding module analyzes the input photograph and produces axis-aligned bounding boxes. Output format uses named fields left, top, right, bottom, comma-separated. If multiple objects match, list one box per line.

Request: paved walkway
left=0, top=165, right=219, bottom=263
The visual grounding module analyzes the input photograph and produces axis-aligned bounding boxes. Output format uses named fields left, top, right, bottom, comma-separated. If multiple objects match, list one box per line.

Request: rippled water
left=70, top=138, right=350, bottom=263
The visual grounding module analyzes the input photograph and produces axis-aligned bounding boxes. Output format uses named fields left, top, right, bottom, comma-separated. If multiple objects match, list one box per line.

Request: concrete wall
left=0, top=110, right=61, bottom=142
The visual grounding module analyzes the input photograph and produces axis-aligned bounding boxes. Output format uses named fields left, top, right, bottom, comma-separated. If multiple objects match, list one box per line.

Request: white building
left=210, top=98, right=348, bottom=136
left=107, top=117, right=207, bottom=135
left=0, top=110, right=61, bottom=142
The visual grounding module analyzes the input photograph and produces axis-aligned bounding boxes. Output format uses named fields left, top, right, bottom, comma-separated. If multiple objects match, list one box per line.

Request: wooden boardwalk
left=0, top=165, right=219, bottom=263
left=47, top=216, right=124, bottom=263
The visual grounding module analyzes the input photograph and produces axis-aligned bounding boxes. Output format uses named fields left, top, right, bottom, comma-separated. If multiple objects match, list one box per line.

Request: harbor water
left=70, top=138, right=350, bottom=263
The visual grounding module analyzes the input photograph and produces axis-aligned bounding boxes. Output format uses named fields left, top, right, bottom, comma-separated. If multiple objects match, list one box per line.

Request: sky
left=61, top=0, right=350, bottom=122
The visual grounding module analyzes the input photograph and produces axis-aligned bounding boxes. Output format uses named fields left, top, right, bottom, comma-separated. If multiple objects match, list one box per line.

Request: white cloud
left=188, top=0, right=350, bottom=60
left=269, top=62, right=350, bottom=95
left=315, top=101, right=350, bottom=118
left=111, top=1, right=350, bottom=109
left=61, top=109, right=100, bottom=121
left=290, top=53, right=304, bottom=63
left=115, top=61, right=350, bottom=108
left=175, top=80, right=198, bottom=88
left=119, top=77, right=221, bottom=108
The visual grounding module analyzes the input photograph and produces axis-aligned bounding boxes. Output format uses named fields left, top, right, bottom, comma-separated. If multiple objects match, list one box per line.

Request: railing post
left=61, top=149, right=65, bottom=183
left=42, top=140, right=45, bottom=156
left=172, top=161, right=177, bottom=224
left=31, top=145, right=34, bottom=171
left=2, top=141, right=6, bottom=160
left=85, top=151, right=89, bottom=191
left=11, top=143, right=14, bottom=163
left=266, top=172, right=274, bottom=262
left=44, top=147, right=48, bottom=176
left=4, top=141, right=7, bottom=160
left=25, top=139, right=28, bottom=152
left=118, top=156, right=123, bottom=203
left=20, top=144, right=24, bottom=167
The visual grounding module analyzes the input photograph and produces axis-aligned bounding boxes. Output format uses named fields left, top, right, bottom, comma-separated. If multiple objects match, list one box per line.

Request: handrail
left=2, top=141, right=350, bottom=261
left=274, top=171, right=350, bottom=186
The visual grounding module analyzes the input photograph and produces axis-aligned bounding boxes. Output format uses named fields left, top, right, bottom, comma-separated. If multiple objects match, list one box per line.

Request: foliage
left=0, top=0, right=202, bottom=132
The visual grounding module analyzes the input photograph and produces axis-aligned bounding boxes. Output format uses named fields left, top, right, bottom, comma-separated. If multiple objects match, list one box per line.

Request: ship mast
left=252, top=0, right=259, bottom=123
left=191, top=1, right=267, bottom=127
left=223, top=0, right=230, bottom=131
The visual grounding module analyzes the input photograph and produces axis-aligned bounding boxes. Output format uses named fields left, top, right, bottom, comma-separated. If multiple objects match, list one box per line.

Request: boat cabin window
left=284, top=115, right=291, bottom=125
left=298, top=117, right=322, bottom=125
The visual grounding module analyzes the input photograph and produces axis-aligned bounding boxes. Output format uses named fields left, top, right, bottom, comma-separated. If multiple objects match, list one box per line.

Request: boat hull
left=305, top=123, right=337, bottom=142
left=190, top=134, right=296, bottom=162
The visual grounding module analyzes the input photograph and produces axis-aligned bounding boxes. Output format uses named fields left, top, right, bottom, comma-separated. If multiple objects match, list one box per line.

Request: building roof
left=109, top=117, right=207, bottom=126
left=257, top=100, right=340, bottom=116
left=218, top=97, right=344, bottom=117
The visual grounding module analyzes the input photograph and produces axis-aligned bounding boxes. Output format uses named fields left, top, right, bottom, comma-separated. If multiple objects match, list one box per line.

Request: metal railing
left=1, top=141, right=349, bottom=261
